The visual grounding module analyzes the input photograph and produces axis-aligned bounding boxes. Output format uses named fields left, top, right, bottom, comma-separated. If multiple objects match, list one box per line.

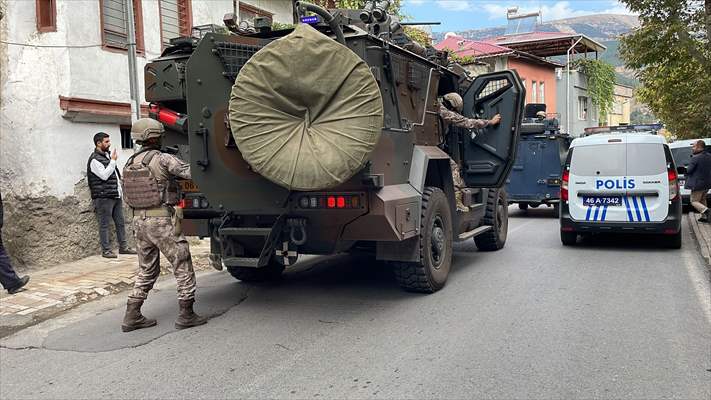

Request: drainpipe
left=126, top=0, right=141, bottom=123
left=566, top=36, right=583, bottom=136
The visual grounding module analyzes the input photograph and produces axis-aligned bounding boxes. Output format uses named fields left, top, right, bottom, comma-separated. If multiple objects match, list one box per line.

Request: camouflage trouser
left=129, top=216, right=196, bottom=301
left=450, top=159, right=467, bottom=212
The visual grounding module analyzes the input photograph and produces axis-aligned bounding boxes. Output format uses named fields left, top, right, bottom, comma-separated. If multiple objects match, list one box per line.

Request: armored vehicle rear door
left=459, top=71, right=525, bottom=188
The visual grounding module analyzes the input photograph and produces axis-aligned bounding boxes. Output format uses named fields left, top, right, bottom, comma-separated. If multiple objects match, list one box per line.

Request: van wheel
left=561, top=230, right=577, bottom=246
left=553, top=202, right=560, bottom=216
left=393, top=187, right=452, bottom=293
left=663, top=230, right=682, bottom=249
left=475, top=189, right=509, bottom=251
left=226, top=260, right=285, bottom=282
left=518, top=202, right=528, bottom=211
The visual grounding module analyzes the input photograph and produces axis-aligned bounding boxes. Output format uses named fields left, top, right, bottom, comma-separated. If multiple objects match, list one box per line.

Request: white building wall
left=238, top=0, right=293, bottom=23
left=0, top=0, right=234, bottom=267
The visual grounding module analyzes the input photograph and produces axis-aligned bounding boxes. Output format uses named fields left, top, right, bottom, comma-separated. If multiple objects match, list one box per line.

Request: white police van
left=560, top=132, right=682, bottom=248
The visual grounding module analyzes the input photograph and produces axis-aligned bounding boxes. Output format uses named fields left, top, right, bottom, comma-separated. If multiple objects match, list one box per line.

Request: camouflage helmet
left=131, top=118, right=165, bottom=142
left=443, top=92, right=464, bottom=113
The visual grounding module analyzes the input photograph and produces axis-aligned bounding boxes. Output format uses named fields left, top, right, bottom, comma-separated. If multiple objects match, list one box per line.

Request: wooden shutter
left=101, top=0, right=144, bottom=52
left=36, top=0, right=57, bottom=32
left=160, top=0, right=192, bottom=48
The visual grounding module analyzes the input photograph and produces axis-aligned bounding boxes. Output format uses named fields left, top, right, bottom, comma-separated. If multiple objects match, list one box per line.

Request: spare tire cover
left=229, top=24, right=384, bottom=191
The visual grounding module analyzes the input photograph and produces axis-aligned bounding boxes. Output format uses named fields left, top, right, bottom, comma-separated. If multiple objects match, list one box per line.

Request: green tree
left=619, top=0, right=711, bottom=138
left=575, top=59, right=617, bottom=125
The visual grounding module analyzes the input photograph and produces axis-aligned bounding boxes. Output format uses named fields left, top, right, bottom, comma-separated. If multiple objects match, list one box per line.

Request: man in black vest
left=87, top=132, right=136, bottom=258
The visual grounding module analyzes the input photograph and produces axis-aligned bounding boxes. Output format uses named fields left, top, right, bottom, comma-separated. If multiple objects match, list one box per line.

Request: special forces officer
left=120, top=118, right=207, bottom=332
left=439, top=92, right=501, bottom=211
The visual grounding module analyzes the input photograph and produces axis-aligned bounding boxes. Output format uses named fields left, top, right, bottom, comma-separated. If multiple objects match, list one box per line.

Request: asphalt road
left=1, top=207, right=710, bottom=399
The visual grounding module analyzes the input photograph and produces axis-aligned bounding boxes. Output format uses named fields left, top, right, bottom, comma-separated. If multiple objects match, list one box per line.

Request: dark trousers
left=0, top=231, right=22, bottom=291
left=94, top=198, right=128, bottom=252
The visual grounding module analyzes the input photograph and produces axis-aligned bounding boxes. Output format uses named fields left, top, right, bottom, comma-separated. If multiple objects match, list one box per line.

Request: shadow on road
left=508, top=206, right=558, bottom=219
left=574, top=233, right=683, bottom=251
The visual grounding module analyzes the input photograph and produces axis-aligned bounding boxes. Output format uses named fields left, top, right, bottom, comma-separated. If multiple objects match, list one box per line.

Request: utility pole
left=125, top=0, right=141, bottom=123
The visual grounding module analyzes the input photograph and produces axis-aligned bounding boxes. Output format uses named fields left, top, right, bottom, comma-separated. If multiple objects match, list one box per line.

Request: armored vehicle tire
left=393, top=187, right=453, bottom=293
left=518, top=203, right=529, bottom=211
left=561, top=231, right=577, bottom=246
left=474, top=189, right=509, bottom=251
left=226, top=261, right=285, bottom=283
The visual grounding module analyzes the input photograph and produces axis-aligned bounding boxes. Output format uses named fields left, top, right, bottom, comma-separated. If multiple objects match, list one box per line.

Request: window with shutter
left=36, top=0, right=57, bottom=32
left=159, top=0, right=192, bottom=48
left=100, top=0, right=145, bottom=53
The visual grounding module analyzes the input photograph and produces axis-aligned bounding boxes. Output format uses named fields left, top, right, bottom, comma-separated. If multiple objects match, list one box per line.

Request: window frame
left=99, top=0, right=145, bottom=55
left=531, top=81, right=537, bottom=103
left=239, top=2, right=274, bottom=26
left=539, top=81, right=545, bottom=104
left=36, top=0, right=57, bottom=33
left=578, top=96, right=588, bottom=120
left=158, top=0, right=193, bottom=49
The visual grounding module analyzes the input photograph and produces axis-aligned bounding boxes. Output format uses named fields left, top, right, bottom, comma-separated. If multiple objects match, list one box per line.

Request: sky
left=401, top=0, right=636, bottom=32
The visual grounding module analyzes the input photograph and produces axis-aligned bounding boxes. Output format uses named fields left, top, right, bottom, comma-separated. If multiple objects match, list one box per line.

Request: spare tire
left=228, top=24, right=384, bottom=191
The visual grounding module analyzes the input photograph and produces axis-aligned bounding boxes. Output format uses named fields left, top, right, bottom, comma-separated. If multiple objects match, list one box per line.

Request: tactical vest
left=122, top=149, right=179, bottom=209
left=87, top=150, right=120, bottom=199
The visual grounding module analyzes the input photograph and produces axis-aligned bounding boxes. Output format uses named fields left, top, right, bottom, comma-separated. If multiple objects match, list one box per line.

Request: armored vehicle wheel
left=474, top=189, right=509, bottom=251
left=518, top=202, right=528, bottom=211
left=393, top=187, right=452, bottom=293
left=560, top=231, right=577, bottom=246
left=226, top=260, right=285, bottom=283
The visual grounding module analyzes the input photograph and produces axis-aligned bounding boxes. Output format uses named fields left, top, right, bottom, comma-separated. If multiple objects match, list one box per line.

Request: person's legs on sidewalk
left=0, top=232, right=29, bottom=294
left=94, top=198, right=116, bottom=257
left=691, top=190, right=710, bottom=222
left=111, top=199, right=135, bottom=254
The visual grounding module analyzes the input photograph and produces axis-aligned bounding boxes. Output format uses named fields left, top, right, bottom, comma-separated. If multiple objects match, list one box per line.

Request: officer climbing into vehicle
left=439, top=92, right=502, bottom=211
left=120, top=118, right=207, bottom=332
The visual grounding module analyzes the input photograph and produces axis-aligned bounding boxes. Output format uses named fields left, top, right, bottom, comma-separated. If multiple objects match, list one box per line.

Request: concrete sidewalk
left=687, top=211, right=711, bottom=266
left=0, top=240, right=213, bottom=337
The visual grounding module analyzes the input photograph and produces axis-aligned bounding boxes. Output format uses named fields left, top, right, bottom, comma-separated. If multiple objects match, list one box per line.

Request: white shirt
left=90, top=155, right=123, bottom=198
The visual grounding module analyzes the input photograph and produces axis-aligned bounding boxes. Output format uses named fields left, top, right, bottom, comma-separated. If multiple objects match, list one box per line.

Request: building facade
left=435, top=36, right=560, bottom=115
left=606, top=83, right=634, bottom=127
left=0, top=0, right=291, bottom=268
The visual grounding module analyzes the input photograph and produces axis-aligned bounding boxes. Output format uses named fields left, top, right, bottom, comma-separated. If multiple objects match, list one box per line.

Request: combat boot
left=121, top=298, right=157, bottom=332
left=175, top=299, right=208, bottom=329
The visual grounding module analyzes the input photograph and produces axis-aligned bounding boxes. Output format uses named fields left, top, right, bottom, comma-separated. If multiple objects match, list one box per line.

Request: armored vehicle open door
left=459, top=70, right=525, bottom=188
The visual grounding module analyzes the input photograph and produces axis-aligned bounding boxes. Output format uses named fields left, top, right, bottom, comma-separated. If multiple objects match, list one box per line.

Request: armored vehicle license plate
left=179, top=180, right=200, bottom=193
left=582, top=196, right=622, bottom=206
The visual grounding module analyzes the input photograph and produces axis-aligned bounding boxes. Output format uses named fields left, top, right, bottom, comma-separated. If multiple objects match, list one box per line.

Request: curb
left=0, top=251, right=215, bottom=338
left=686, top=212, right=711, bottom=267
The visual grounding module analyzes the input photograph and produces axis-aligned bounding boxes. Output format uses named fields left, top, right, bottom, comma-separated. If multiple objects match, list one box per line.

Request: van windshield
left=570, top=144, right=625, bottom=176
left=671, top=146, right=693, bottom=167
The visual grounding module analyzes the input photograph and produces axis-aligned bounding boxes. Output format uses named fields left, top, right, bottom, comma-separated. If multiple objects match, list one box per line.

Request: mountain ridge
left=432, top=14, right=639, bottom=43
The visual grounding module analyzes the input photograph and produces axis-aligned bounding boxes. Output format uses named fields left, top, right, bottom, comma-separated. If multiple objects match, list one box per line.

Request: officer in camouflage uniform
left=120, top=118, right=207, bottom=332
left=439, top=92, right=501, bottom=212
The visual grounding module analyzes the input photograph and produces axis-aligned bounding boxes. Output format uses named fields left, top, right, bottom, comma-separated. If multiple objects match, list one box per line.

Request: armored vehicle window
left=570, top=144, right=625, bottom=176
left=100, top=0, right=145, bottom=53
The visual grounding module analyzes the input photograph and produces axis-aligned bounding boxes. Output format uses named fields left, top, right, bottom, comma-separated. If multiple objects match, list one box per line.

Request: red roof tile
left=434, top=36, right=514, bottom=58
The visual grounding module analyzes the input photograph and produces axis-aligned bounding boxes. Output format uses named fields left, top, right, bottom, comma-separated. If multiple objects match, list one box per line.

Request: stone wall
left=2, top=178, right=135, bottom=269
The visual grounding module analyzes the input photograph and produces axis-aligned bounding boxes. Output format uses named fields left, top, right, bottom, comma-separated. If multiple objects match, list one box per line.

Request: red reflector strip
left=327, top=196, right=336, bottom=208
left=663, top=228, right=678, bottom=235
left=336, top=196, right=345, bottom=208
left=561, top=227, right=574, bottom=232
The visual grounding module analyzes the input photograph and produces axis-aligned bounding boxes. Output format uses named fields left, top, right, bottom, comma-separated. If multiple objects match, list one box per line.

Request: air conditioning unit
left=555, top=68, right=563, bottom=80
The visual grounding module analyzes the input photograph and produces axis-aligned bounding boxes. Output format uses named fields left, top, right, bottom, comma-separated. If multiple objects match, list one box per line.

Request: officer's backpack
left=122, top=150, right=162, bottom=209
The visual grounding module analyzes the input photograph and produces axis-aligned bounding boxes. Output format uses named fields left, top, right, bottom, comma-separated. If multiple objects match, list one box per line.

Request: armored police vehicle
left=505, top=104, right=570, bottom=213
left=144, top=1, right=524, bottom=293
left=560, top=132, right=682, bottom=248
